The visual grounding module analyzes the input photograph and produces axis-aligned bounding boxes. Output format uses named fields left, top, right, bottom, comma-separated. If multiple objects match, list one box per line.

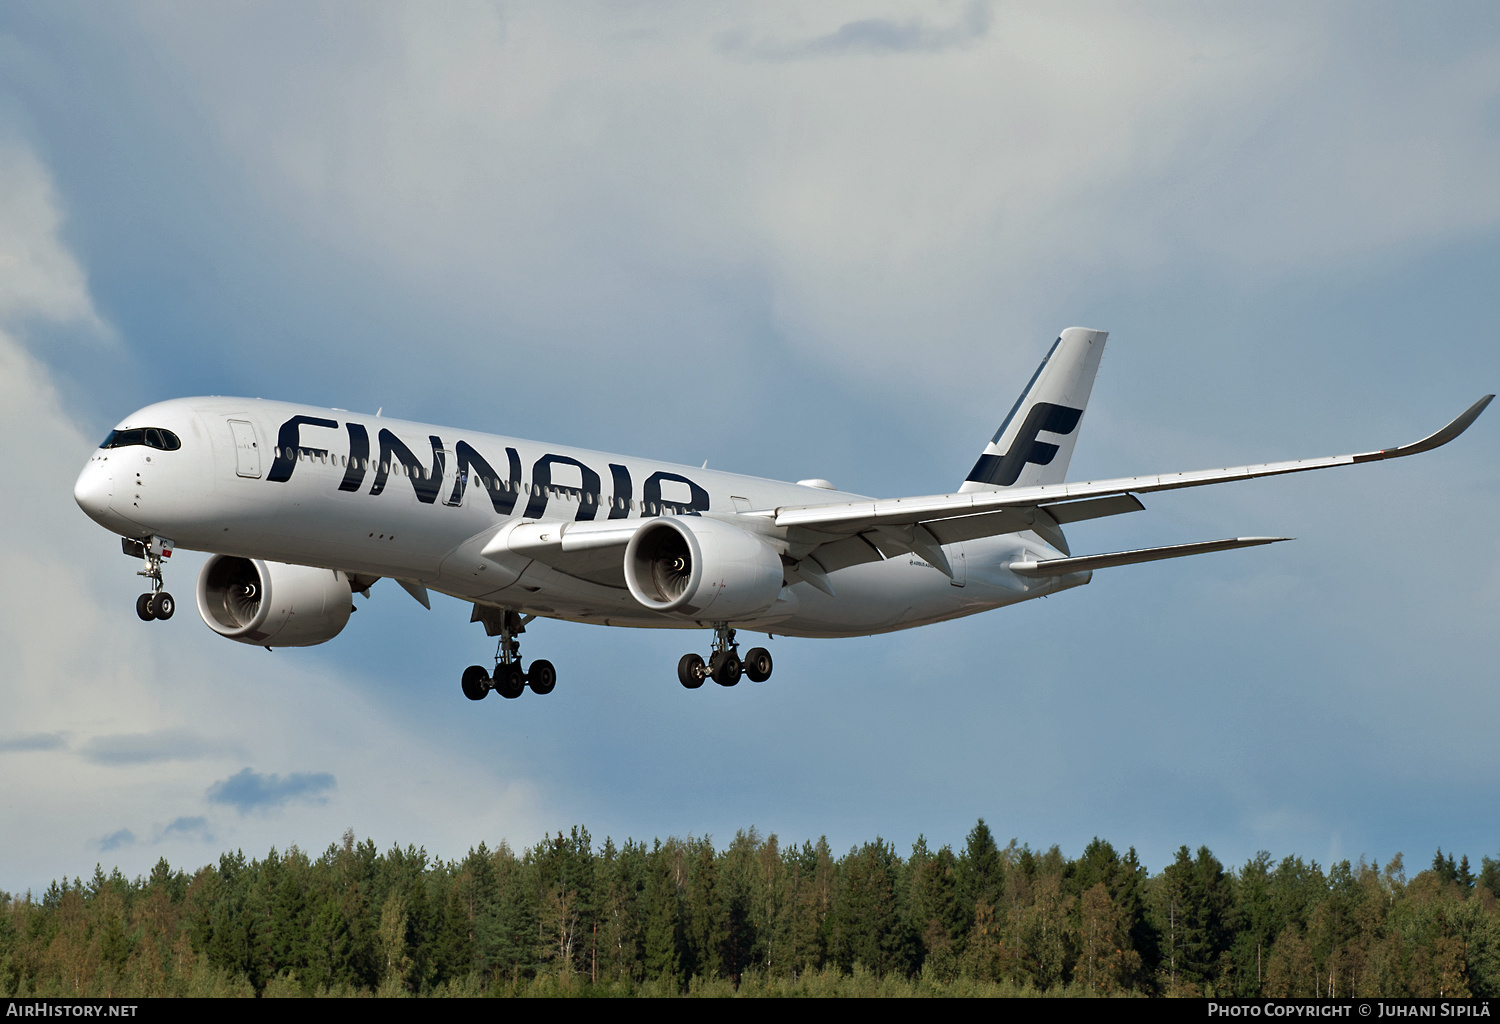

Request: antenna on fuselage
left=376, top=407, right=382, bottom=417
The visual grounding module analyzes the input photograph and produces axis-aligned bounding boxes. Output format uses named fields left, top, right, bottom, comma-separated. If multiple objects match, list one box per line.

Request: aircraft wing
left=769, top=396, right=1493, bottom=538
left=474, top=397, right=1488, bottom=589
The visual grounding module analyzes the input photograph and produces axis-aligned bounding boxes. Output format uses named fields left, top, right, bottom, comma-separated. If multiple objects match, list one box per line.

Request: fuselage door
left=438, top=449, right=458, bottom=506
left=229, top=420, right=262, bottom=479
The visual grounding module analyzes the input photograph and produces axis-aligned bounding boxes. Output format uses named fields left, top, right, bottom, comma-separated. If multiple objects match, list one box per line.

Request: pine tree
left=1479, top=855, right=1500, bottom=901
left=1433, top=849, right=1459, bottom=885
left=477, top=841, right=538, bottom=984
left=906, top=837, right=963, bottom=976
left=683, top=837, right=728, bottom=980
left=530, top=828, right=595, bottom=977
left=716, top=829, right=761, bottom=981
left=641, top=840, right=685, bottom=989
left=591, top=837, right=646, bottom=984
left=788, top=838, right=834, bottom=974
left=834, top=839, right=916, bottom=977
left=1078, top=882, right=1139, bottom=994
left=376, top=890, right=412, bottom=993
left=956, top=819, right=1004, bottom=929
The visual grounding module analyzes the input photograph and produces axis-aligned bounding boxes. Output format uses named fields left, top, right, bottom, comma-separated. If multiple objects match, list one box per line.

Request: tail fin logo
left=965, top=402, right=1083, bottom=487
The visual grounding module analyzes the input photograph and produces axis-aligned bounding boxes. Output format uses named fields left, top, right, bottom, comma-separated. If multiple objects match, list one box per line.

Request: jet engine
left=624, top=516, right=784, bottom=620
left=196, top=555, right=354, bottom=646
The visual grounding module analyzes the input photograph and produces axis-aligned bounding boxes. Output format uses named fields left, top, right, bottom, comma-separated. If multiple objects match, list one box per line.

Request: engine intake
left=196, top=555, right=354, bottom=647
left=624, top=516, right=783, bottom=620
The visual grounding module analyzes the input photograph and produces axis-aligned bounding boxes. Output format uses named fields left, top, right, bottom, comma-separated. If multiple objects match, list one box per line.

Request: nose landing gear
left=461, top=607, right=557, bottom=703
left=126, top=536, right=176, bottom=621
left=677, top=626, right=774, bottom=689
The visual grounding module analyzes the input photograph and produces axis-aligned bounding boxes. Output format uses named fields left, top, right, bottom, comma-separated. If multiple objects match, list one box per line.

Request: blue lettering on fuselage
left=339, top=423, right=369, bottom=492
left=525, top=454, right=603, bottom=521
left=265, top=414, right=710, bottom=518
left=268, top=415, right=338, bottom=482
left=370, top=429, right=445, bottom=504
left=446, top=441, right=523, bottom=514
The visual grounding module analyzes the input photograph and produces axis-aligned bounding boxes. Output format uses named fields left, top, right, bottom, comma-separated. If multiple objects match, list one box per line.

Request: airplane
left=72, top=327, right=1491, bottom=701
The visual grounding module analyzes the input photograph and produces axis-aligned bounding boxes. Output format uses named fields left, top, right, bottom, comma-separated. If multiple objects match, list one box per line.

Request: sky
left=2, top=1, right=1499, bottom=896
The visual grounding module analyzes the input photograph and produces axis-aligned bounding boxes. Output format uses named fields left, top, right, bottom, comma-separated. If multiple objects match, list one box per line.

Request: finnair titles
left=73, top=328, right=1491, bottom=701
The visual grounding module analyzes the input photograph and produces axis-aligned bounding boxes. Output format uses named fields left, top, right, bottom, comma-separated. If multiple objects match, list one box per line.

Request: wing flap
left=1043, top=493, right=1146, bottom=524
left=807, top=534, right=884, bottom=573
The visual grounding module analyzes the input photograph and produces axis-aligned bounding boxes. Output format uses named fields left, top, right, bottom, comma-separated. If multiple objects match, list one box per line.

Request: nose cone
left=73, top=458, right=114, bottom=524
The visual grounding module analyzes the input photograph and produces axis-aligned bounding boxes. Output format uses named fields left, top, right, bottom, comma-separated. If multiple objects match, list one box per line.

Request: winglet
left=1353, top=395, right=1493, bottom=464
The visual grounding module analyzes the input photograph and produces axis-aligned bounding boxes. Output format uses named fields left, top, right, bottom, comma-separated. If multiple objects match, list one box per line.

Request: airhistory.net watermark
left=5, top=1006, right=137, bottom=1018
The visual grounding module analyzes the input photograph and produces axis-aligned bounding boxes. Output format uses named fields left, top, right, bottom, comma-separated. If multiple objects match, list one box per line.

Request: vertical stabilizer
left=959, top=327, right=1108, bottom=492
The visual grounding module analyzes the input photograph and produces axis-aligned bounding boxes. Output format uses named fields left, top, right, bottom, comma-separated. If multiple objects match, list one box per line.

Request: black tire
left=678, top=653, right=706, bottom=689
left=149, top=592, right=175, bottom=620
left=461, top=665, right=490, bottom=701
left=743, top=647, right=773, bottom=683
left=527, top=659, right=557, bottom=695
left=710, top=651, right=742, bottom=687
left=495, top=664, right=526, bottom=699
left=136, top=593, right=155, bottom=621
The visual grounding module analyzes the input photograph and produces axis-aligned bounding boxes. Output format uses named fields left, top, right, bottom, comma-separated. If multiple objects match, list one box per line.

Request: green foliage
left=3, top=827, right=1495, bottom=997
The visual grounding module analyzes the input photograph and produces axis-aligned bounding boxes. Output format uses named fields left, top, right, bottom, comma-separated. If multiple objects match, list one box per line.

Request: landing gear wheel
left=148, top=592, right=175, bottom=620
left=527, top=659, right=556, bottom=695
left=461, top=665, right=491, bottom=701
left=710, top=651, right=742, bottom=687
left=743, top=647, right=773, bottom=683
left=136, top=594, right=156, bottom=621
left=678, top=653, right=706, bottom=689
left=495, top=664, right=526, bottom=699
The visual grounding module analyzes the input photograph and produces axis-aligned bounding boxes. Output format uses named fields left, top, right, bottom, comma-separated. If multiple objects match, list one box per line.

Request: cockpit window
left=101, top=427, right=182, bottom=451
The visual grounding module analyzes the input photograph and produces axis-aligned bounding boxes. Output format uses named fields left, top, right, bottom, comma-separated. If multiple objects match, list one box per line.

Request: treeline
left=3, top=824, right=1499, bottom=998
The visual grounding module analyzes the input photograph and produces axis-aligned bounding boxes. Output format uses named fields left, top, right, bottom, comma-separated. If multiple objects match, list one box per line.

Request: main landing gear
left=461, top=609, right=557, bottom=702
left=126, top=536, right=176, bottom=621
left=677, top=626, right=773, bottom=689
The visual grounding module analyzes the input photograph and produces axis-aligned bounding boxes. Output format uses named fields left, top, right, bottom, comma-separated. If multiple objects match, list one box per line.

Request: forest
left=2, top=823, right=1498, bottom=998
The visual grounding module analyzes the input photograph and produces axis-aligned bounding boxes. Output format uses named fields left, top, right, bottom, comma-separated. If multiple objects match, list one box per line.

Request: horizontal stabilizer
left=1009, top=536, right=1290, bottom=577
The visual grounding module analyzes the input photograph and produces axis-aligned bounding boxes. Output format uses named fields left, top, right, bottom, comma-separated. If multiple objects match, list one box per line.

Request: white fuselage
left=74, top=398, right=1083, bottom=639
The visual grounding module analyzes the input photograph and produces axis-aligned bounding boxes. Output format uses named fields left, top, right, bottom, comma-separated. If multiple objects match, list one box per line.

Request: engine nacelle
left=624, top=516, right=784, bottom=620
left=196, top=555, right=354, bottom=647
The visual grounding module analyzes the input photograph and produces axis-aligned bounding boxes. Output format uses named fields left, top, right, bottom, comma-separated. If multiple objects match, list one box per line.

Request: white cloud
left=2, top=4, right=1495, bottom=878
left=132, top=3, right=1500, bottom=389
left=77, top=728, right=232, bottom=766
left=0, top=141, right=553, bottom=892
left=0, top=140, right=106, bottom=333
